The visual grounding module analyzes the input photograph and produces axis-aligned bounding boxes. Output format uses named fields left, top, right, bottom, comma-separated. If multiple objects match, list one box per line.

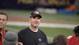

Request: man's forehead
left=0, top=15, right=7, bottom=20
left=0, top=15, right=7, bottom=17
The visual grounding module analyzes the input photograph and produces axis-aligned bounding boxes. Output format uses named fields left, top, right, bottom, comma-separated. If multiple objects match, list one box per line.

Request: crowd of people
left=0, top=10, right=79, bottom=45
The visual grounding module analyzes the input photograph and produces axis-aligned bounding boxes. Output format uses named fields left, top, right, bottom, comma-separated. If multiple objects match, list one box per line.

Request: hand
left=18, top=42, right=23, bottom=45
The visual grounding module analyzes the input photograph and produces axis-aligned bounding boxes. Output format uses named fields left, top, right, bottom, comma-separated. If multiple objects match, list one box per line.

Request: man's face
left=0, top=15, right=7, bottom=28
left=29, top=17, right=41, bottom=28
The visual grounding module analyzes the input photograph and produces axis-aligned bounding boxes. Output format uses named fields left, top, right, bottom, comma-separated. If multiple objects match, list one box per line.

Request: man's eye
left=2, top=19, right=6, bottom=21
left=0, top=18, right=1, bottom=20
left=0, top=18, right=6, bottom=21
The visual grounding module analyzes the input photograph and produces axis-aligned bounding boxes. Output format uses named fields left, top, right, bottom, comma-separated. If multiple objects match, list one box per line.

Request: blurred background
left=0, top=0, right=79, bottom=43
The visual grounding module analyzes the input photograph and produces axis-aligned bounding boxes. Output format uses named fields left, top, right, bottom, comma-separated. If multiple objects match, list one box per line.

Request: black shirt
left=18, top=27, right=48, bottom=45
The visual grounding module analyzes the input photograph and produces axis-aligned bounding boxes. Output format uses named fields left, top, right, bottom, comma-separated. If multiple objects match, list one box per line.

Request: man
left=0, top=12, right=8, bottom=45
left=67, top=25, right=79, bottom=45
left=18, top=10, right=48, bottom=45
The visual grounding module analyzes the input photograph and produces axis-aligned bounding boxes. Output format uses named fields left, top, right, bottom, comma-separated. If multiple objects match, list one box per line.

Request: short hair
left=73, top=25, right=79, bottom=37
left=0, top=12, right=8, bottom=20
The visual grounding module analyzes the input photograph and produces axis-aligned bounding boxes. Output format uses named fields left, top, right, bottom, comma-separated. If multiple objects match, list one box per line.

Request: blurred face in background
left=29, top=17, right=41, bottom=28
left=0, top=14, right=7, bottom=28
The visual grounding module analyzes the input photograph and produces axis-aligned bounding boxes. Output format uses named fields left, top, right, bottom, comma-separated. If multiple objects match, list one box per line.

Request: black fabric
left=0, top=33, right=2, bottom=40
left=18, top=27, right=48, bottom=45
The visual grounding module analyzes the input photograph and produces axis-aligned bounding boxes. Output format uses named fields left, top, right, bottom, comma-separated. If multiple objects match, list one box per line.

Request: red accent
left=66, top=5, right=77, bottom=11
left=0, top=30, right=6, bottom=45
left=67, top=35, right=79, bottom=45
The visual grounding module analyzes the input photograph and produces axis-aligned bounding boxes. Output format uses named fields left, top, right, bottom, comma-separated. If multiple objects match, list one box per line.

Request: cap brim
left=30, top=14, right=42, bottom=18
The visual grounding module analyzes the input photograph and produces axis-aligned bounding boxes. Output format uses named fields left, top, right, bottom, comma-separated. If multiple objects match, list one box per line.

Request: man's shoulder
left=67, top=35, right=77, bottom=42
left=67, top=35, right=76, bottom=40
left=38, top=29, right=46, bottom=36
left=18, top=27, right=30, bottom=33
left=67, top=35, right=73, bottom=39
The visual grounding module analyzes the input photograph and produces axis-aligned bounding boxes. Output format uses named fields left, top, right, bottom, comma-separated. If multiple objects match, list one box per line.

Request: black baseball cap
left=30, top=10, right=42, bottom=18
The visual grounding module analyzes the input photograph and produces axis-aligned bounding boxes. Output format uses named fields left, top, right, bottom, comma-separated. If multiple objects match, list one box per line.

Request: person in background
left=3, top=32, right=22, bottom=45
left=49, top=35, right=67, bottom=45
left=18, top=10, right=48, bottom=45
left=0, top=12, right=8, bottom=45
left=67, top=25, right=79, bottom=45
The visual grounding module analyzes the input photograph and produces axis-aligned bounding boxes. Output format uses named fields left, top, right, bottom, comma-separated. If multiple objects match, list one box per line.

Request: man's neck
left=29, top=26, right=38, bottom=32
